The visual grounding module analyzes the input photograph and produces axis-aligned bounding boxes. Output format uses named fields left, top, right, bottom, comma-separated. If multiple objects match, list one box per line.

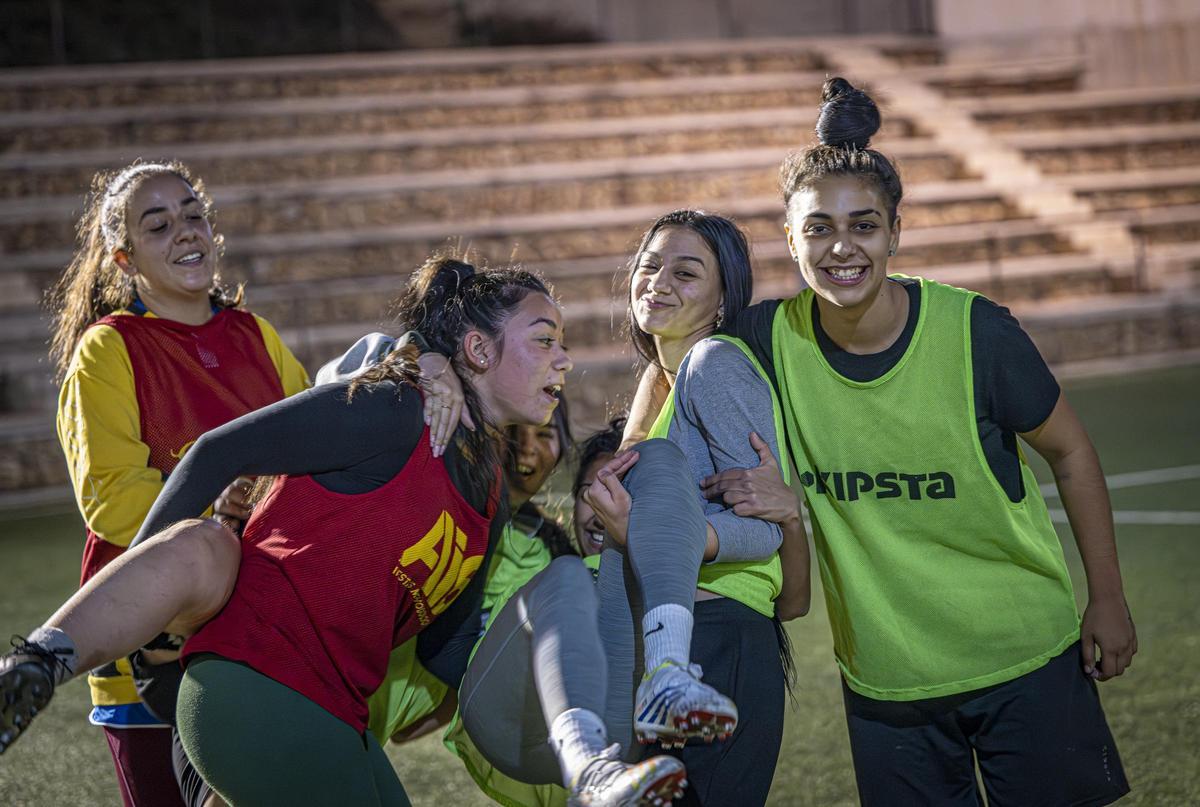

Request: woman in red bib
left=45, top=160, right=309, bottom=807
left=3, top=256, right=571, bottom=806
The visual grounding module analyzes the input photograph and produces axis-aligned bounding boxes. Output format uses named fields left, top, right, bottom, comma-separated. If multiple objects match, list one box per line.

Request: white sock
left=25, top=626, right=78, bottom=684
left=642, top=603, right=693, bottom=672
left=548, top=707, right=609, bottom=788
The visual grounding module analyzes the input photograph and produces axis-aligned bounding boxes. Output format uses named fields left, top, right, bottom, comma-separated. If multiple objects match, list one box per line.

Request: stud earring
left=888, top=249, right=896, bottom=256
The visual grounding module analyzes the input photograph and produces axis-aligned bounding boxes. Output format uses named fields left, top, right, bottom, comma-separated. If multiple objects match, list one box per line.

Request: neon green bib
left=650, top=335, right=786, bottom=619
left=772, top=277, right=1079, bottom=700
left=443, top=524, right=568, bottom=807
left=483, top=522, right=553, bottom=615
left=368, top=523, right=552, bottom=745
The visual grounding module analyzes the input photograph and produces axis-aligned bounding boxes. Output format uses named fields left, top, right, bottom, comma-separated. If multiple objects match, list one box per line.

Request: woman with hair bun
left=702, top=76, right=1135, bottom=805
left=0, top=256, right=589, bottom=805
left=43, top=160, right=309, bottom=807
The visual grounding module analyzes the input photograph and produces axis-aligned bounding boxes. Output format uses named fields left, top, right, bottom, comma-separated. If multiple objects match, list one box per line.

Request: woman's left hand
left=417, top=353, right=475, bottom=458
left=582, top=450, right=639, bottom=546
left=700, top=432, right=799, bottom=524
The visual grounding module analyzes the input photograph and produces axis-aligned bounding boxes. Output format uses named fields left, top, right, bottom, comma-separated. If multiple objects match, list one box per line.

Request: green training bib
left=772, top=277, right=1080, bottom=700
left=650, top=335, right=787, bottom=619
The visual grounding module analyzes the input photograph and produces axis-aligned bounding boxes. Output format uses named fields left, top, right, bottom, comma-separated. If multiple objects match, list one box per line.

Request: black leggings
left=665, top=597, right=785, bottom=807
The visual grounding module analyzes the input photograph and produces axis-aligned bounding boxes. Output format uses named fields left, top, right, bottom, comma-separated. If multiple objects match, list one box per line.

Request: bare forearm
left=1049, top=443, right=1123, bottom=597
left=622, top=366, right=669, bottom=450
left=775, top=515, right=811, bottom=620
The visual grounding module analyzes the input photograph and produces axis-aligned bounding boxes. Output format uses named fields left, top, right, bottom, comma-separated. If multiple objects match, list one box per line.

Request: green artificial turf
left=1, top=365, right=1197, bottom=805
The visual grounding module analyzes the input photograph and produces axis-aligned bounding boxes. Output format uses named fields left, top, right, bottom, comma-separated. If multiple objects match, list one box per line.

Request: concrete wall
left=456, top=0, right=934, bottom=41
left=935, top=0, right=1199, bottom=38
left=934, top=0, right=1200, bottom=87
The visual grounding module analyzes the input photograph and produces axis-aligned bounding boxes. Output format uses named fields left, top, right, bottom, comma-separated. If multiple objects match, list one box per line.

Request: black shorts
left=842, top=641, right=1129, bottom=807
left=662, top=597, right=785, bottom=807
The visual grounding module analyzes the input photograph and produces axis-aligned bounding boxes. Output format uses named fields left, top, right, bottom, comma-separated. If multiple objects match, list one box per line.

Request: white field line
left=1048, top=509, right=1200, bottom=526
left=1040, top=464, right=1200, bottom=498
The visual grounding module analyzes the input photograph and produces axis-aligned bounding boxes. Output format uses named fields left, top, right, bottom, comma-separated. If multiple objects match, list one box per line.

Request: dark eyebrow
left=805, top=213, right=832, bottom=220
left=528, top=317, right=560, bottom=330
left=139, top=197, right=198, bottom=224
left=674, top=255, right=706, bottom=267
left=850, top=208, right=882, bottom=218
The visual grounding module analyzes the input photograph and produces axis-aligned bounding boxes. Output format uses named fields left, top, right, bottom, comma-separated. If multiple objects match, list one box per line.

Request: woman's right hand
left=581, top=450, right=639, bottom=546
left=417, top=352, right=475, bottom=458
left=213, top=476, right=254, bottom=532
left=700, top=432, right=799, bottom=525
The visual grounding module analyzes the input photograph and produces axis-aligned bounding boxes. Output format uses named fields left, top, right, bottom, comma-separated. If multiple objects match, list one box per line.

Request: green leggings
left=177, top=656, right=411, bottom=807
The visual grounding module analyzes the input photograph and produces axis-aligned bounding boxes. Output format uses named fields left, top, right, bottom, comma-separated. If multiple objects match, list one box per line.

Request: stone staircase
left=2, top=35, right=1198, bottom=511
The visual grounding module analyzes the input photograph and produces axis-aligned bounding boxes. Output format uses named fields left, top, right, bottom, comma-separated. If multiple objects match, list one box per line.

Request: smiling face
left=631, top=226, right=724, bottom=345
left=785, top=174, right=901, bottom=312
left=117, top=173, right=216, bottom=304
left=505, top=423, right=564, bottom=506
left=572, top=451, right=612, bottom=556
left=471, top=292, right=573, bottom=429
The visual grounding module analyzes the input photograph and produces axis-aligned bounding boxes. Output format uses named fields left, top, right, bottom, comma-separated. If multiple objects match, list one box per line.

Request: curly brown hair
left=46, top=160, right=241, bottom=380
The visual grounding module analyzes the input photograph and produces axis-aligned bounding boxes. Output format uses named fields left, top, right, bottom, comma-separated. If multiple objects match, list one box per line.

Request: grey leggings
left=459, top=439, right=706, bottom=783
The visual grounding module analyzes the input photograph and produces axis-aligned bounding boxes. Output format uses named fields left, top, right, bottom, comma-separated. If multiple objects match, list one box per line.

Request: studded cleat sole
left=636, top=709, right=737, bottom=749
left=632, top=766, right=688, bottom=806
left=0, top=657, right=56, bottom=754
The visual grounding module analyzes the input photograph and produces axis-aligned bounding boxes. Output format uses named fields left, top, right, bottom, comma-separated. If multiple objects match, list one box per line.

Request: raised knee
left=625, top=437, right=688, bottom=491
left=545, top=555, right=592, bottom=588
left=534, top=556, right=597, bottom=613
left=157, top=519, right=241, bottom=590
left=629, top=437, right=684, bottom=467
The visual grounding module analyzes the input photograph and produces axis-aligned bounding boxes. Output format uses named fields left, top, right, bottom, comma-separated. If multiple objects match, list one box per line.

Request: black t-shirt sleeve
left=970, top=296, right=1061, bottom=434
left=132, top=381, right=423, bottom=546
left=721, top=298, right=783, bottom=389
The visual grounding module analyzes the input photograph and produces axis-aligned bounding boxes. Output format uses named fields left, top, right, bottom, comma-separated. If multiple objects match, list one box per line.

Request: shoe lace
left=578, top=743, right=626, bottom=793
left=8, top=635, right=74, bottom=682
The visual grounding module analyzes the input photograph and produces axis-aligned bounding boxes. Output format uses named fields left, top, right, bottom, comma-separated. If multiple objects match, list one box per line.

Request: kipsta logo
left=798, top=469, right=956, bottom=501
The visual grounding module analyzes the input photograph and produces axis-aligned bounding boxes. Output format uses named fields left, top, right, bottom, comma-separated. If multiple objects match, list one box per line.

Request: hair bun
left=815, top=76, right=881, bottom=150
left=414, top=255, right=476, bottom=300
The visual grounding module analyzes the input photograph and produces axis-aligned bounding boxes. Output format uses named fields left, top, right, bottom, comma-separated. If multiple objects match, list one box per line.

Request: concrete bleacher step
left=0, top=38, right=834, bottom=112
left=923, top=57, right=1083, bottom=97
left=1003, top=121, right=1200, bottom=175
left=0, top=50, right=1093, bottom=154
left=0, top=107, right=923, bottom=199
left=0, top=413, right=66, bottom=494
left=959, top=84, right=1200, bottom=132
left=1063, top=166, right=1200, bottom=212
left=1118, top=204, right=1200, bottom=247
left=0, top=247, right=1134, bottom=416
left=0, top=70, right=836, bottom=153
left=0, top=36, right=1074, bottom=115
left=6, top=195, right=1070, bottom=297
left=3, top=284, right=1198, bottom=503
left=0, top=155, right=990, bottom=252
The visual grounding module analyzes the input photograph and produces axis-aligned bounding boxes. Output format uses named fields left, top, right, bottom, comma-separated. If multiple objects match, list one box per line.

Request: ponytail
left=355, top=253, right=553, bottom=503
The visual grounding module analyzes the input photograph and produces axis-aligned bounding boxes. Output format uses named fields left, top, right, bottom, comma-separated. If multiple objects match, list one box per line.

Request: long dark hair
left=779, top=77, right=904, bottom=224
left=624, top=209, right=754, bottom=369
left=353, top=254, right=553, bottom=500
